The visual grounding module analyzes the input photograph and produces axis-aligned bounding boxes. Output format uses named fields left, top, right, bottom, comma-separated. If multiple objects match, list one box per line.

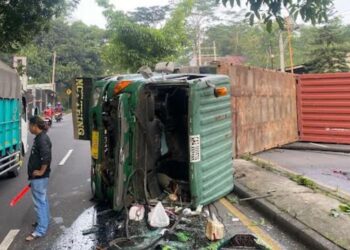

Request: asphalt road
left=0, top=115, right=93, bottom=250
left=258, top=148, right=350, bottom=194
left=0, top=116, right=308, bottom=250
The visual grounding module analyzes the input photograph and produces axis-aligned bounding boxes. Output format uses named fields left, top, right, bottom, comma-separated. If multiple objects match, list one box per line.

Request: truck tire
left=8, top=167, right=19, bottom=178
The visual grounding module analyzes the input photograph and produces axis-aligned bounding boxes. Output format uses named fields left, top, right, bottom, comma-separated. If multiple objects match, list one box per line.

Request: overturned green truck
left=72, top=73, right=234, bottom=211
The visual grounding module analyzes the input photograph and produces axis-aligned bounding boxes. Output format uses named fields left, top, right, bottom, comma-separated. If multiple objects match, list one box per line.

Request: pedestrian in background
left=25, top=116, right=52, bottom=241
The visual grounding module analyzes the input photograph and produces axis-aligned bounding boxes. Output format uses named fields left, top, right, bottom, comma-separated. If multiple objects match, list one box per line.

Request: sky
left=72, top=0, right=350, bottom=29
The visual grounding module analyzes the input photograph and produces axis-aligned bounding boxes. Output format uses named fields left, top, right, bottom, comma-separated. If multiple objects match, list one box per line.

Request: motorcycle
left=54, top=112, right=63, bottom=122
left=43, top=116, right=52, bottom=129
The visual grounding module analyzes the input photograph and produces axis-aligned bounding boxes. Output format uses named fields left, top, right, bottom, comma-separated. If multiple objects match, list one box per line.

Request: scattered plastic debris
left=182, top=205, right=203, bottom=217
left=148, top=202, right=170, bottom=228
left=205, top=213, right=225, bottom=241
left=329, top=209, right=340, bottom=218
left=231, top=217, right=240, bottom=222
left=129, top=205, right=145, bottom=221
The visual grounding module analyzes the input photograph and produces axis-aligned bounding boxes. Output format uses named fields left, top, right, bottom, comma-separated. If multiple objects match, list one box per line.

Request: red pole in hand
left=10, top=184, right=31, bottom=207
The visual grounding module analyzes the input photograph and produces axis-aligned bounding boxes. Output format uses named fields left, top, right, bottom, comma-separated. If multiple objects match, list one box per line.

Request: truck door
left=188, top=75, right=234, bottom=207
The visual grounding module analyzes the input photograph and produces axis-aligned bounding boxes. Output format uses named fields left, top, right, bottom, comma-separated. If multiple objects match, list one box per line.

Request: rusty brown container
left=218, top=63, right=299, bottom=156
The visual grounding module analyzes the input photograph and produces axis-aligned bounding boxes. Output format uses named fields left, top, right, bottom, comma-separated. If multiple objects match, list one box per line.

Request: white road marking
left=0, top=229, right=20, bottom=250
left=58, top=149, right=73, bottom=166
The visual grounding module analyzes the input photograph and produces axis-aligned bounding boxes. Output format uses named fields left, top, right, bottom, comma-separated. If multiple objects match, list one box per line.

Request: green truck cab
left=72, top=73, right=234, bottom=210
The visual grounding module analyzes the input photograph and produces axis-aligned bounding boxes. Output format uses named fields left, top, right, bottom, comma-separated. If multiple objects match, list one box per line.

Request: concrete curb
left=233, top=182, right=345, bottom=250
left=281, top=144, right=350, bottom=154
left=250, top=156, right=350, bottom=203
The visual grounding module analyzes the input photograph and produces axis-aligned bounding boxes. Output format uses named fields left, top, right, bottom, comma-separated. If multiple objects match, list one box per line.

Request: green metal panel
left=0, top=98, right=20, bottom=155
left=189, top=75, right=234, bottom=207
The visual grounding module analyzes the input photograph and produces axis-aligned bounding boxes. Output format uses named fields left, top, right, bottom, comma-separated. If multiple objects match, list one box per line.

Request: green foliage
left=102, top=0, right=194, bottom=72
left=339, top=203, right=350, bottom=213
left=128, top=5, right=171, bottom=27
left=219, top=0, right=333, bottom=30
left=203, top=21, right=281, bottom=68
left=15, top=19, right=106, bottom=83
left=290, top=175, right=316, bottom=190
left=103, top=13, right=175, bottom=72
left=0, top=0, right=78, bottom=53
left=308, top=19, right=350, bottom=73
left=186, top=0, right=220, bottom=65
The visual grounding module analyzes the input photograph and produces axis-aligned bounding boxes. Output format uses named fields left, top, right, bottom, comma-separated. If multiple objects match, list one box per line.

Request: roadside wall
left=217, top=64, right=298, bottom=156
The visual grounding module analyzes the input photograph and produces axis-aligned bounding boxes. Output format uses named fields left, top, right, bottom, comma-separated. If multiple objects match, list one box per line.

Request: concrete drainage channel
left=233, top=183, right=344, bottom=250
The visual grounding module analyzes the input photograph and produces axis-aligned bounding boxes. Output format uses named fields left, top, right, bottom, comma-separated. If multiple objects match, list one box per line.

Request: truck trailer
left=0, top=60, right=27, bottom=177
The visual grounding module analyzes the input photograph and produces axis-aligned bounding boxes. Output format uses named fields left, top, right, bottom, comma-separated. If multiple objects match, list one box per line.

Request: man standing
left=25, top=116, right=52, bottom=241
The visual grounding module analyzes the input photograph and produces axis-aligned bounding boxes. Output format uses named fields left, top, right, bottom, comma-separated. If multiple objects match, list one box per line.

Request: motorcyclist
left=54, top=102, right=63, bottom=122
left=54, top=102, right=63, bottom=113
left=43, top=104, right=53, bottom=118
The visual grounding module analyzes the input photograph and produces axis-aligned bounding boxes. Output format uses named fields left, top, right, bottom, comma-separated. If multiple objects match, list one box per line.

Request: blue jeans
left=31, top=178, right=50, bottom=236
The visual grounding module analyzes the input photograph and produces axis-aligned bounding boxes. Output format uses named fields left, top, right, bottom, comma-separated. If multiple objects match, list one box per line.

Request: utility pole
left=198, top=42, right=202, bottom=66
left=33, top=84, right=36, bottom=115
left=52, top=51, right=56, bottom=104
left=286, top=17, right=294, bottom=74
left=279, top=31, right=285, bottom=72
left=269, top=42, right=274, bottom=69
left=213, top=41, right=217, bottom=61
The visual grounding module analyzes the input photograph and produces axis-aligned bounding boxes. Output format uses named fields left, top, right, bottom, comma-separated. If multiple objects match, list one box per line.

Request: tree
left=202, top=19, right=283, bottom=69
left=0, top=0, right=78, bottom=52
left=102, top=0, right=193, bottom=72
left=17, top=19, right=106, bottom=83
left=308, top=19, right=349, bottom=73
left=186, top=0, right=220, bottom=65
left=128, top=5, right=171, bottom=28
left=219, top=0, right=334, bottom=31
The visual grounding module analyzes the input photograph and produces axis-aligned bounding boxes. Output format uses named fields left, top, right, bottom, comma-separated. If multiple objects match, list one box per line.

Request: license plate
left=91, top=130, right=99, bottom=160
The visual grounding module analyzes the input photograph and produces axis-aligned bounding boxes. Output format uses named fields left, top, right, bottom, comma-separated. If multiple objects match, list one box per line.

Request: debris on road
left=205, top=213, right=225, bottom=241
left=82, top=226, right=99, bottom=235
left=129, top=205, right=145, bottom=221
left=329, top=209, right=340, bottom=218
left=333, top=170, right=350, bottom=180
left=231, top=217, right=240, bottom=222
left=148, top=202, right=170, bottom=228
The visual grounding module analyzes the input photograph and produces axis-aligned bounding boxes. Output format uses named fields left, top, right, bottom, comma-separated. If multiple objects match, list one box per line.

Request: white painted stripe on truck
left=58, top=149, right=73, bottom=166
left=0, top=229, right=20, bottom=250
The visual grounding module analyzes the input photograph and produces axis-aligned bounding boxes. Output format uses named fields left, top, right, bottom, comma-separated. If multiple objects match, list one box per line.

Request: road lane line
left=220, top=198, right=281, bottom=250
left=58, top=149, right=73, bottom=166
left=0, top=229, right=20, bottom=250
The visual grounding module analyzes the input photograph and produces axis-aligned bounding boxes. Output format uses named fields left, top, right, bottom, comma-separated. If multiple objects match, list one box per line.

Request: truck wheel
left=8, top=167, right=19, bottom=178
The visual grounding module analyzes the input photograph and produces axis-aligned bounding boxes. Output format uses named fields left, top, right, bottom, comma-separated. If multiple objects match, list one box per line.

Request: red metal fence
left=297, top=73, right=350, bottom=144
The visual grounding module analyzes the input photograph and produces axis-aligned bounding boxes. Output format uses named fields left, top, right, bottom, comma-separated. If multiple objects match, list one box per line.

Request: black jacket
left=28, top=132, right=52, bottom=180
